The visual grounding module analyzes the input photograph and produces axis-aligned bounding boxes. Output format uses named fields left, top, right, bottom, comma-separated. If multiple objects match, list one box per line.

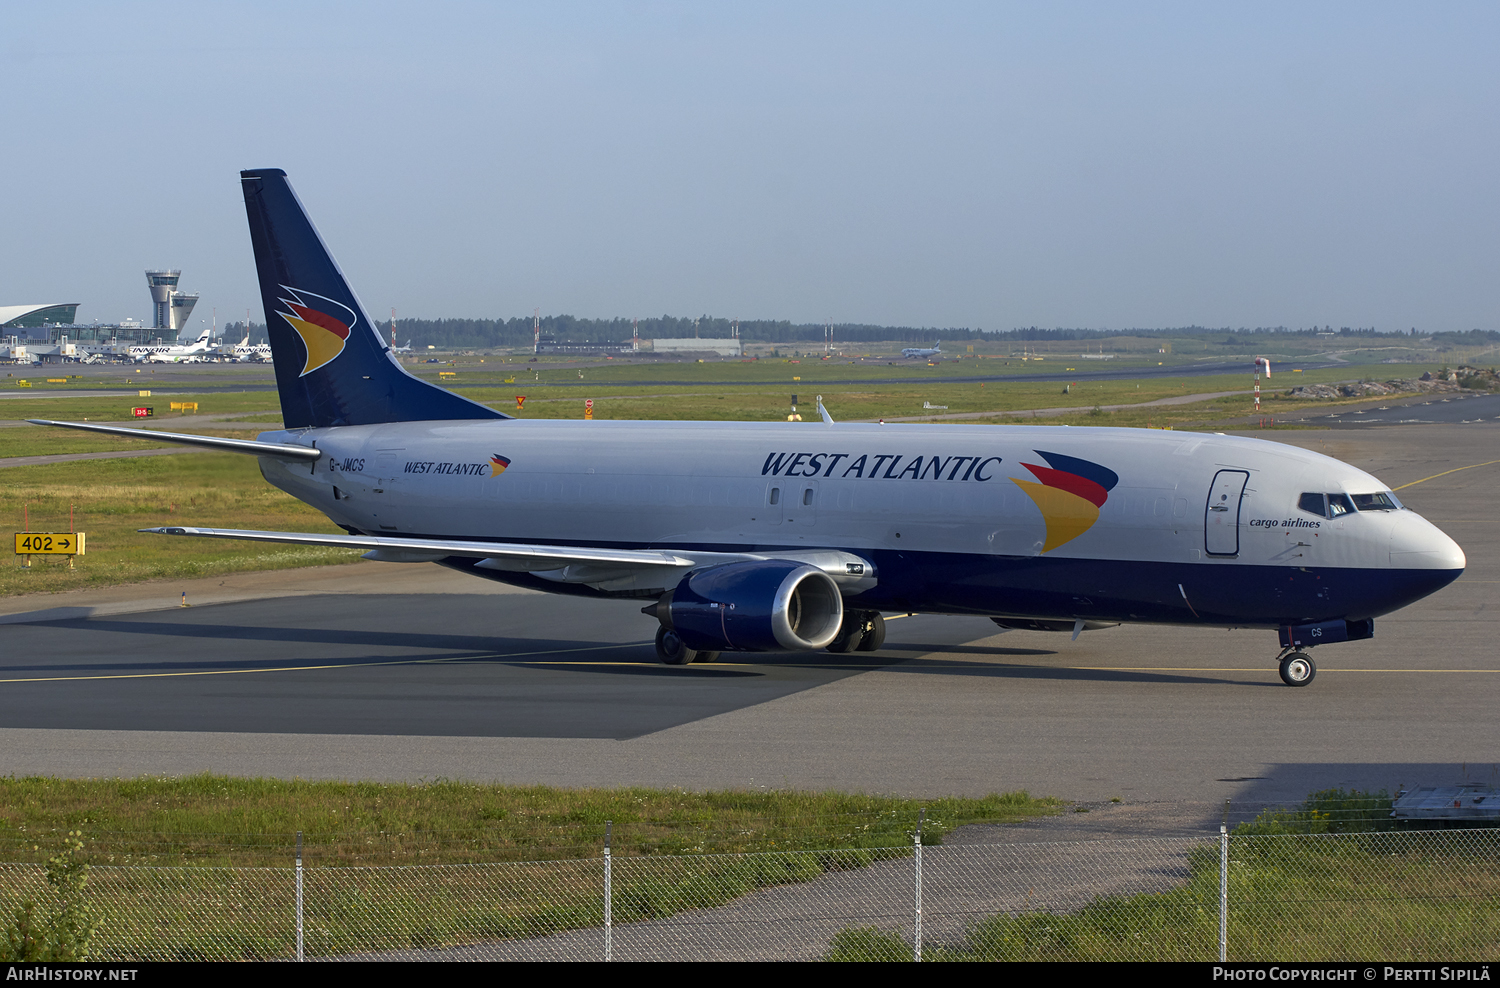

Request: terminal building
left=532, top=336, right=742, bottom=357
left=2, top=269, right=201, bottom=349
left=534, top=338, right=637, bottom=356
left=0, top=303, right=80, bottom=330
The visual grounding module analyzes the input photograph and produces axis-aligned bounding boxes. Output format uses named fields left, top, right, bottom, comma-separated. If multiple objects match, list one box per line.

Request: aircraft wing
left=27, top=419, right=321, bottom=462
left=139, top=526, right=696, bottom=568
left=138, top=527, right=875, bottom=594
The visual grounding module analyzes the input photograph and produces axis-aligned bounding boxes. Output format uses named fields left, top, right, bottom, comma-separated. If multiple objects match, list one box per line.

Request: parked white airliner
left=31, top=169, right=1465, bottom=686
left=225, top=332, right=273, bottom=363
left=128, top=327, right=215, bottom=363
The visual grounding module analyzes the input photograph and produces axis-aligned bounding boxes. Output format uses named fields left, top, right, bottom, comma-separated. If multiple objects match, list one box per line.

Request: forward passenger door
left=1205, top=470, right=1250, bottom=556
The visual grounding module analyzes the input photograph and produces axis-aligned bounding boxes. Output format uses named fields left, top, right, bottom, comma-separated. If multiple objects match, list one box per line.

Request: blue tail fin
left=239, top=169, right=506, bottom=429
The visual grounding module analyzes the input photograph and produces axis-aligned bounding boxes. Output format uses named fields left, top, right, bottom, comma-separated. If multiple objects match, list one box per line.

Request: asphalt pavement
left=0, top=420, right=1494, bottom=827
left=1298, top=391, right=1500, bottom=427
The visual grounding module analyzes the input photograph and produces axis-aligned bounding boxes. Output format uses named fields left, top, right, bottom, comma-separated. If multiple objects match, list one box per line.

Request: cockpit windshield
left=1298, top=493, right=1327, bottom=517
left=1298, top=491, right=1403, bottom=518
left=1351, top=492, right=1402, bottom=511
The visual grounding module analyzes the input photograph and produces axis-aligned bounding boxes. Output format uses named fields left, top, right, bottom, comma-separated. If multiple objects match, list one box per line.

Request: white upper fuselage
left=257, top=419, right=1461, bottom=582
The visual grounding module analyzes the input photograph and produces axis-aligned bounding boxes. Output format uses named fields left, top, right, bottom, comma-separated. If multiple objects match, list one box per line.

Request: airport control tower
left=145, top=269, right=199, bottom=338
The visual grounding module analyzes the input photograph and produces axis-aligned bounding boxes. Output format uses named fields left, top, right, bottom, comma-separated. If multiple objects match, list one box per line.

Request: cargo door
left=1205, top=469, right=1249, bottom=556
left=762, top=483, right=784, bottom=525
left=785, top=480, right=818, bottom=528
left=372, top=448, right=405, bottom=531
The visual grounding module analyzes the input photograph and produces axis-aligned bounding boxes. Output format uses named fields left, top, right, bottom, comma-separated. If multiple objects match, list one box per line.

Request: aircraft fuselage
left=257, top=418, right=1463, bottom=628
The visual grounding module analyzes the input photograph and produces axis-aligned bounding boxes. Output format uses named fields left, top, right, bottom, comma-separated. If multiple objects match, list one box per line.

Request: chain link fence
left=3, top=829, right=1497, bottom=961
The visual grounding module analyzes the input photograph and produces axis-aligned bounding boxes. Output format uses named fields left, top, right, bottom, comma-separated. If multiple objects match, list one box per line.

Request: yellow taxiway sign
left=15, top=533, right=85, bottom=555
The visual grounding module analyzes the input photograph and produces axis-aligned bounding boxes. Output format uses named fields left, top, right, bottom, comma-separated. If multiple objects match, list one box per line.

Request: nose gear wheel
left=1278, top=651, right=1316, bottom=687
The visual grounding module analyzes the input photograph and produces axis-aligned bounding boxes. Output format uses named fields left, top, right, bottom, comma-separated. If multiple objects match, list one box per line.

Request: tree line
left=220, top=318, right=1496, bottom=350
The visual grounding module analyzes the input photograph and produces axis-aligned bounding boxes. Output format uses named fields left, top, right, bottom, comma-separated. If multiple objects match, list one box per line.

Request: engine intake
left=650, top=560, right=844, bottom=652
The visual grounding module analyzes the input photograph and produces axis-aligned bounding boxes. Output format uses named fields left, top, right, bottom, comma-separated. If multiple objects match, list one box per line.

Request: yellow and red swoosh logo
left=490, top=454, right=511, bottom=477
left=276, top=287, right=355, bottom=377
left=1012, top=450, right=1119, bottom=553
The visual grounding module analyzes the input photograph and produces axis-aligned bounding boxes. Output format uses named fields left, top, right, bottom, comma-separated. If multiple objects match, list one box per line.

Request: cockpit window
left=1299, top=491, right=1401, bottom=518
left=1351, top=492, right=1401, bottom=511
left=1298, top=493, right=1327, bottom=517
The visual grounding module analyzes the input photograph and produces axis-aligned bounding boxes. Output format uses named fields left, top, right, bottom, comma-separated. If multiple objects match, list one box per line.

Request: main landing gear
left=825, top=611, right=886, bottom=654
left=655, top=627, right=720, bottom=665
left=654, top=610, right=886, bottom=664
left=1277, top=649, right=1317, bottom=687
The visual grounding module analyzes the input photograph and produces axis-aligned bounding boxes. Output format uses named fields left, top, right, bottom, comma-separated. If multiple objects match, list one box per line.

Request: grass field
left=0, top=391, right=284, bottom=459
left=0, top=778, right=1058, bottom=960
left=463, top=380, right=1321, bottom=424
left=0, top=453, right=358, bottom=597
left=0, top=425, right=273, bottom=460
left=0, top=393, right=281, bottom=421
left=827, top=834, right=1500, bottom=961
left=0, top=361, right=1448, bottom=455
left=428, top=357, right=1448, bottom=391
left=827, top=791, right=1500, bottom=962
left=0, top=370, right=275, bottom=394
left=455, top=361, right=1445, bottom=421
left=0, top=775, right=1059, bottom=866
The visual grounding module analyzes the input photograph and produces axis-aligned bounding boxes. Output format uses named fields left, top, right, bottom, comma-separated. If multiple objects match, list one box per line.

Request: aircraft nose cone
left=1390, top=511, right=1466, bottom=572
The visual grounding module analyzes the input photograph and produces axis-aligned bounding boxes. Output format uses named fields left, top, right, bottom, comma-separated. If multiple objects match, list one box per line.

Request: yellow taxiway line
left=0, top=643, right=644, bottom=685
left=1394, top=458, right=1500, bottom=490
left=4, top=654, right=1496, bottom=683
left=1063, top=667, right=1498, bottom=673
left=0, top=615, right=932, bottom=685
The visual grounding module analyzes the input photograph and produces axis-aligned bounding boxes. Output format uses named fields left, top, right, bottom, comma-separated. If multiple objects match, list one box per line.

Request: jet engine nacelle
left=653, top=560, right=844, bottom=652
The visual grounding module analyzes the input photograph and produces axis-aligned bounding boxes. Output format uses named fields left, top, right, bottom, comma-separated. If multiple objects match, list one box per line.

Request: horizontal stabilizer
left=140, top=526, right=696, bottom=568
left=28, top=420, right=321, bottom=462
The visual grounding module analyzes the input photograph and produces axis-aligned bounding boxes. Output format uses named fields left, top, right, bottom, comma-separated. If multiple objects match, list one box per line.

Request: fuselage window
left=1328, top=493, right=1355, bottom=517
left=1351, top=492, right=1401, bottom=511
left=803, top=488, right=814, bottom=506
left=769, top=487, right=781, bottom=505
left=1298, top=492, right=1327, bottom=517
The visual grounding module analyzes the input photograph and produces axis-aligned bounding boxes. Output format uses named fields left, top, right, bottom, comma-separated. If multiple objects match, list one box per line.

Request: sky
left=2, top=2, right=1497, bottom=334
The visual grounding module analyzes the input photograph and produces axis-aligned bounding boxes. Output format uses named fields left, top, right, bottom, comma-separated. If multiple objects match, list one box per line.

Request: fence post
left=1219, top=800, right=1229, bottom=963
left=604, top=821, right=612, bottom=962
left=296, top=831, right=304, bottom=962
left=914, top=807, right=925, bottom=962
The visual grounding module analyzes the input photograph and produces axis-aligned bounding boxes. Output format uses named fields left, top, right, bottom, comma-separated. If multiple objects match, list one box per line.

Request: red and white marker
left=1253, top=357, right=1271, bottom=411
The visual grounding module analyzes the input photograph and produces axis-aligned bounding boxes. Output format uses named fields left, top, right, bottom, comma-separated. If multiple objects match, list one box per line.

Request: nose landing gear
left=1277, top=649, right=1316, bottom=687
left=1273, top=620, right=1370, bottom=688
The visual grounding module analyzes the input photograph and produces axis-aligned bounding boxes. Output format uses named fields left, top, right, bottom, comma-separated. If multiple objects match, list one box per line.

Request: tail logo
left=276, top=286, right=355, bottom=377
left=1012, top=450, right=1119, bottom=552
left=489, top=454, right=511, bottom=477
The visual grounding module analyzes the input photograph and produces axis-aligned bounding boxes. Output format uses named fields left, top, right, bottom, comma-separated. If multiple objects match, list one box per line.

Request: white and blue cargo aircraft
left=32, top=170, right=1466, bottom=686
